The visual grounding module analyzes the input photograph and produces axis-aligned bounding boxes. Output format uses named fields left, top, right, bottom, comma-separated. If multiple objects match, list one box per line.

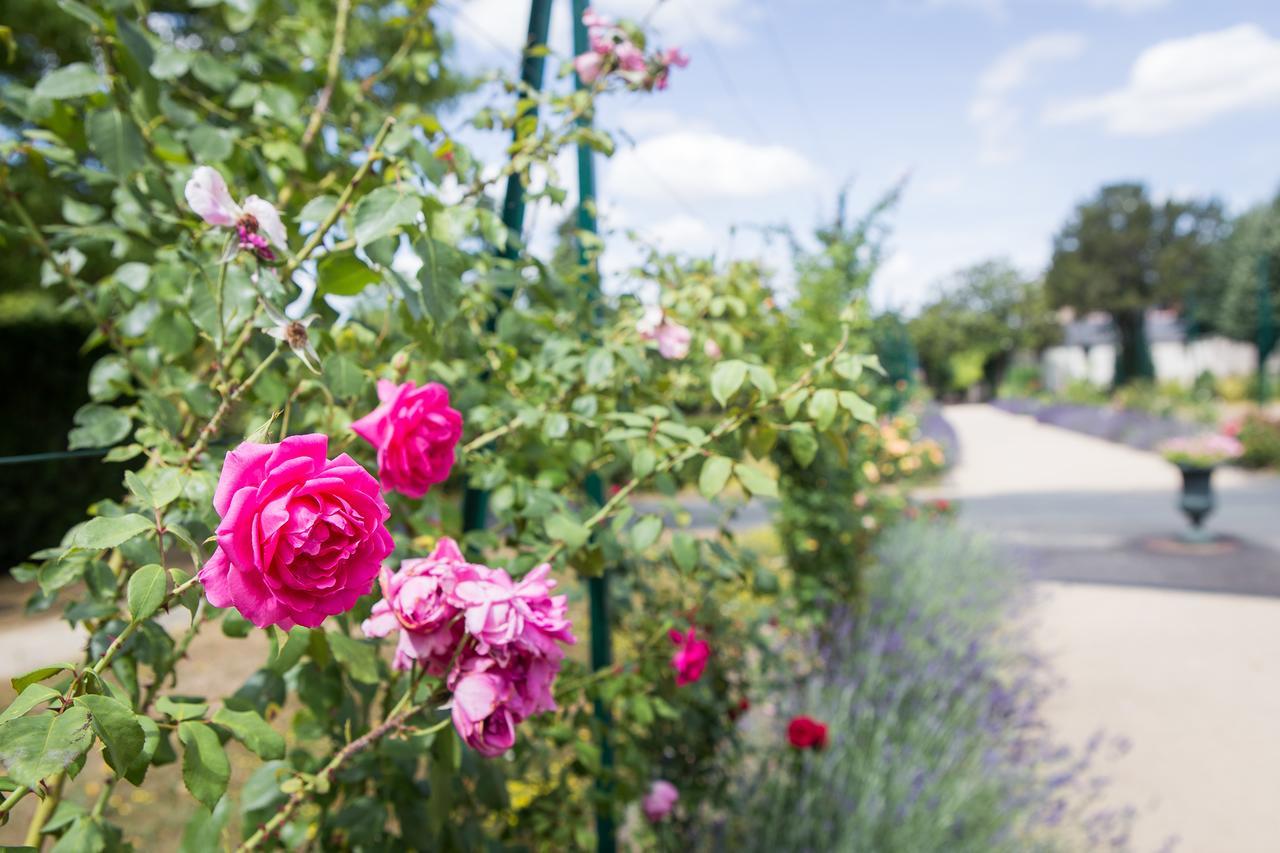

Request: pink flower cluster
left=574, top=8, right=688, bottom=91
left=642, top=779, right=679, bottom=822
left=1158, top=432, right=1244, bottom=467
left=362, top=538, right=576, bottom=757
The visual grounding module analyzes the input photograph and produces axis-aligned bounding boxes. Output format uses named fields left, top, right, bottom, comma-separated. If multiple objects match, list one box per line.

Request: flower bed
left=993, top=398, right=1201, bottom=451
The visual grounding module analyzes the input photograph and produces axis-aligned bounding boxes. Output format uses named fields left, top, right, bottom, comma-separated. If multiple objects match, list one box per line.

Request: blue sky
left=441, top=0, right=1280, bottom=311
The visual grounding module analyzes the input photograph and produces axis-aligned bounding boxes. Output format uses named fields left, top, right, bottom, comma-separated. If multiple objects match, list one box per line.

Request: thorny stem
left=24, top=771, right=65, bottom=848
left=183, top=346, right=283, bottom=467
left=301, top=0, right=353, bottom=150
left=237, top=698, right=442, bottom=852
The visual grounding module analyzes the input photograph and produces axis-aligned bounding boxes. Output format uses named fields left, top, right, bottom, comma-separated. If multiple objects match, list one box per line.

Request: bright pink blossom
left=184, top=166, right=287, bottom=261
left=669, top=626, right=710, bottom=686
left=351, top=380, right=463, bottom=499
left=637, top=306, right=692, bottom=360
left=449, top=666, right=519, bottom=757
left=574, top=51, right=605, bottom=84
left=652, top=47, right=690, bottom=90
left=453, top=562, right=576, bottom=660
left=361, top=537, right=477, bottom=674
left=200, top=434, right=393, bottom=629
left=642, top=780, right=679, bottom=822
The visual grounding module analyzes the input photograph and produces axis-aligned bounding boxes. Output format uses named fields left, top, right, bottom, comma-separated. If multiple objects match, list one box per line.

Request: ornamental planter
left=1176, top=463, right=1217, bottom=542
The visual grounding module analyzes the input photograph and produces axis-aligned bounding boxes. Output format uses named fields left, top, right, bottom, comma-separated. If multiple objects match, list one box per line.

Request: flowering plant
left=0, top=1, right=880, bottom=848
left=1157, top=433, right=1244, bottom=468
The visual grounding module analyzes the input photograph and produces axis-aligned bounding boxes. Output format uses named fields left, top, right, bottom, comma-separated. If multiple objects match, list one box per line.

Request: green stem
left=24, top=771, right=65, bottom=848
left=301, top=0, right=352, bottom=149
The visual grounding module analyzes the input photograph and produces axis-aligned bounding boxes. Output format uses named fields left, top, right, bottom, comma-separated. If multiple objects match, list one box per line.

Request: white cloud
left=607, top=130, right=821, bottom=201
left=1085, top=0, right=1169, bottom=10
left=449, top=0, right=754, bottom=56
left=1044, top=24, right=1280, bottom=136
left=637, top=213, right=718, bottom=254
left=969, top=33, right=1086, bottom=163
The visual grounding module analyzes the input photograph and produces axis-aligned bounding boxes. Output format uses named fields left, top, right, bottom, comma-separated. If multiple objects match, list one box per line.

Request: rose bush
left=0, top=2, right=888, bottom=849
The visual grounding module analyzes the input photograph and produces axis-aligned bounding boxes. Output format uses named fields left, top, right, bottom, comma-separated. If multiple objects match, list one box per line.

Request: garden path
left=939, top=403, right=1280, bottom=853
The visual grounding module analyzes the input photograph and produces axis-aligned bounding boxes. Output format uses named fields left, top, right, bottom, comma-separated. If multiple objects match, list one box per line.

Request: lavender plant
left=723, top=520, right=1135, bottom=852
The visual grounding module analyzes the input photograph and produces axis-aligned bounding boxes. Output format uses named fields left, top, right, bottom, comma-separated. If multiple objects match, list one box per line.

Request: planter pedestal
left=1177, top=464, right=1217, bottom=543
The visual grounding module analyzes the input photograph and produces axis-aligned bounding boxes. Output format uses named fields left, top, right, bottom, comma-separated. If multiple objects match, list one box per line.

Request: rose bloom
left=352, top=380, right=463, bottom=498
left=641, top=780, right=679, bottom=822
left=669, top=626, right=710, bottom=686
left=452, top=562, right=576, bottom=660
left=787, top=715, right=829, bottom=750
left=185, top=166, right=287, bottom=261
left=448, top=644, right=564, bottom=757
left=361, top=537, right=477, bottom=674
left=200, top=434, right=393, bottom=629
left=637, top=306, right=692, bottom=360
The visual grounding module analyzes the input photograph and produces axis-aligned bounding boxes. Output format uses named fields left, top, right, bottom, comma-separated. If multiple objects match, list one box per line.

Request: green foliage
left=0, top=3, right=879, bottom=849
left=1237, top=412, right=1280, bottom=469
left=910, top=259, right=1060, bottom=396
left=1045, top=182, right=1227, bottom=385
left=1209, top=195, right=1280, bottom=362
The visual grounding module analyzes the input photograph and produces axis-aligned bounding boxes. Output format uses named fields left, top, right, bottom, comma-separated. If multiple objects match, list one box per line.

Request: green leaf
left=267, top=627, right=310, bottom=674
left=212, top=706, right=284, bottom=760
left=834, top=353, right=863, bottom=382
left=11, top=664, right=73, bottom=693
left=787, top=425, right=819, bottom=468
left=180, top=798, right=230, bottom=853
left=68, top=403, right=131, bottom=450
left=50, top=816, right=106, bottom=853
left=0, top=706, right=94, bottom=788
left=584, top=349, right=614, bottom=387
left=317, top=253, right=381, bottom=297
left=125, top=715, right=160, bottom=785
left=179, top=721, right=230, bottom=811
left=710, top=360, right=748, bottom=408
left=34, top=62, right=104, bottom=100
left=88, top=356, right=131, bottom=402
left=541, top=412, right=570, bottom=441
left=748, top=365, right=778, bottom=397
left=838, top=390, right=876, bottom=423
left=139, top=468, right=183, bottom=509
left=127, top=564, right=166, bottom=621
left=0, top=684, right=61, bottom=724
left=297, top=194, right=339, bottom=224
left=630, top=516, right=663, bottom=551
left=74, top=514, right=153, bottom=551
left=631, top=447, right=656, bottom=479
left=808, top=388, right=839, bottom=431
left=734, top=463, right=778, bottom=498
left=150, top=46, right=190, bottom=80
left=671, top=533, right=699, bottom=572
left=86, top=109, right=146, bottom=178
left=353, top=187, right=422, bottom=247
left=74, top=694, right=144, bottom=778
left=323, top=354, right=365, bottom=398
left=326, top=633, right=380, bottom=685
left=545, top=513, right=591, bottom=551
left=156, top=697, right=210, bottom=722
left=698, top=455, right=734, bottom=500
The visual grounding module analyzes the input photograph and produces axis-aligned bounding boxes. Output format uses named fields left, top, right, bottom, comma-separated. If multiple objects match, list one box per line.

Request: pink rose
left=200, top=434, right=393, bottom=629
left=452, top=562, right=576, bottom=659
left=669, top=626, right=710, bottom=686
left=184, top=166, right=287, bottom=261
left=449, top=666, right=518, bottom=758
left=361, top=537, right=477, bottom=674
left=642, top=779, right=679, bottom=822
left=637, top=306, right=692, bottom=360
left=574, top=51, right=605, bottom=84
left=352, top=380, right=463, bottom=499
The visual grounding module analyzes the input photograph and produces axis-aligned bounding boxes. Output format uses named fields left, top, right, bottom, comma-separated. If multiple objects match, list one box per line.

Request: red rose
left=729, top=697, right=750, bottom=721
left=786, top=715, right=828, bottom=750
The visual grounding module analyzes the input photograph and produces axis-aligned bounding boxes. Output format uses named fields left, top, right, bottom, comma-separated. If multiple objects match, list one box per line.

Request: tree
left=909, top=259, right=1058, bottom=397
left=1044, top=182, right=1226, bottom=386
left=1212, top=196, right=1280, bottom=397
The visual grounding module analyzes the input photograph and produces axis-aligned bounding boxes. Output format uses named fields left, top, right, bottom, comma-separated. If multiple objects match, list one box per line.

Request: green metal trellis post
left=570, top=3, right=617, bottom=851
left=461, top=2, right=616, bottom=850
left=461, top=0, right=553, bottom=536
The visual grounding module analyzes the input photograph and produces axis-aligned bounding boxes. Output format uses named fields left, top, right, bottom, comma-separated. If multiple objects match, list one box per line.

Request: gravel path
left=940, top=403, right=1280, bottom=853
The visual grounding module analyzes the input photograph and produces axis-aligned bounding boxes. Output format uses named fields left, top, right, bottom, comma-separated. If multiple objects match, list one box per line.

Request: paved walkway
left=940, top=404, right=1280, bottom=853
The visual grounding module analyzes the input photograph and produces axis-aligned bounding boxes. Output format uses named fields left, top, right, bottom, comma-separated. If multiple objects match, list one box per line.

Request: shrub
left=1237, top=412, right=1280, bottom=469
left=723, top=521, right=1134, bottom=852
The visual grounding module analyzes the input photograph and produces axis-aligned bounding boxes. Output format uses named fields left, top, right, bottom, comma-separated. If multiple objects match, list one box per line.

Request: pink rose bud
left=574, top=51, right=605, bottom=84
left=200, top=434, right=393, bottom=629
left=642, top=779, right=679, bottom=822
left=352, top=380, right=463, bottom=499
